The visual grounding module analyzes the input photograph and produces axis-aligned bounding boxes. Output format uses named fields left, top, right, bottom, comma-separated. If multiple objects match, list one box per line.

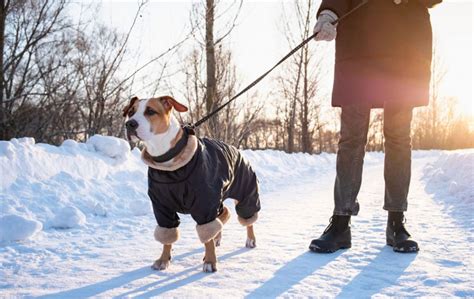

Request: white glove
left=313, top=10, right=338, bottom=42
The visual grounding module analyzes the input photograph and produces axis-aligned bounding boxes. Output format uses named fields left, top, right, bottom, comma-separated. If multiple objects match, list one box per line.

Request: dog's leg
left=152, top=244, right=172, bottom=270
left=238, top=213, right=258, bottom=248
left=214, top=206, right=230, bottom=247
left=214, top=231, right=222, bottom=247
left=246, top=225, right=257, bottom=248
left=203, top=240, right=217, bottom=273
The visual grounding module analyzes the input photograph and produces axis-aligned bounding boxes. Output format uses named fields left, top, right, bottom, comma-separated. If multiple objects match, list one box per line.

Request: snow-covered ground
left=0, top=136, right=473, bottom=298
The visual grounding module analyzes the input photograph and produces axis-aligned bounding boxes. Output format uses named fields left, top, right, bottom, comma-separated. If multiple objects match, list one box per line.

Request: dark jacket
left=147, top=138, right=260, bottom=228
left=318, top=0, right=441, bottom=108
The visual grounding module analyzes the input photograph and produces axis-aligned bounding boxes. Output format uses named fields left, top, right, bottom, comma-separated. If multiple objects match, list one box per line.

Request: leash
left=149, top=0, right=368, bottom=164
left=187, top=0, right=369, bottom=131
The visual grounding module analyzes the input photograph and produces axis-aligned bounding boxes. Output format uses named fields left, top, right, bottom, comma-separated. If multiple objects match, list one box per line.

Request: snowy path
left=1, top=149, right=473, bottom=298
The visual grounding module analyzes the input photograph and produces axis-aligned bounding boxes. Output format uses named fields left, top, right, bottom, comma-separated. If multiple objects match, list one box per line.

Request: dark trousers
left=334, top=102, right=413, bottom=216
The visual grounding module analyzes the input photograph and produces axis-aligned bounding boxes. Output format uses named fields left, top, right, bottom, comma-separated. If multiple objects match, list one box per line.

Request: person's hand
left=313, top=10, right=338, bottom=42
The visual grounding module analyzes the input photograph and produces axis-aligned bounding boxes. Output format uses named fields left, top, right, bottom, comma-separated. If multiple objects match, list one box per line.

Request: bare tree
left=205, top=0, right=217, bottom=134
left=1, top=0, right=69, bottom=140
left=366, top=110, right=384, bottom=152
left=276, top=0, right=327, bottom=153
left=411, top=44, right=460, bottom=150
left=0, top=0, right=8, bottom=122
left=179, top=0, right=262, bottom=147
left=200, top=0, right=245, bottom=139
left=0, top=0, right=193, bottom=144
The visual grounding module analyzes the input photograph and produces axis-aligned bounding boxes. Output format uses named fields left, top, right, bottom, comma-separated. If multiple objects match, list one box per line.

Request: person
left=310, top=0, right=442, bottom=253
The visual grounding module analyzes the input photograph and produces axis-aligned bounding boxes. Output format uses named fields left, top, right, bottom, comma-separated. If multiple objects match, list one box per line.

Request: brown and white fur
left=123, top=96, right=257, bottom=273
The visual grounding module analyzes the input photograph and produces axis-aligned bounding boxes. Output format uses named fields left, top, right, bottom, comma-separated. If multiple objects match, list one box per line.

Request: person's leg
left=383, top=101, right=418, bottom=253
left=310, top=104, right=370, bottom=253
left=383, top=102, right=413, bottom=211
left=334, top=103, right=371, bottom=216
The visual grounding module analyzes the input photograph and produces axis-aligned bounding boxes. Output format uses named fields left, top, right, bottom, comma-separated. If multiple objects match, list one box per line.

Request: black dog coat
left=147, top=138, right=260, bottom=229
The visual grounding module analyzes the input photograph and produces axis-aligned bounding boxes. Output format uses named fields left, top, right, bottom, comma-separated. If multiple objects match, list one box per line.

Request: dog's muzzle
left=125, top=119, right=139, bottom=140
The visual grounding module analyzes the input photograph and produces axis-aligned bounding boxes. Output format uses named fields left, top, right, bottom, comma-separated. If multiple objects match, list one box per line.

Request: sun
left=429, top=1, right=473, bottom=118
left=441, top=76, right=473, bottom=118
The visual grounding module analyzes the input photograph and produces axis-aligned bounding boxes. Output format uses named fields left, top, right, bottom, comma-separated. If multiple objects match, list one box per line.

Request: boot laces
left=393, top=216, right=411, bottom=237
left=323, top=216, right=334, bottom=234
left=323, top=216, right=350, bottom=234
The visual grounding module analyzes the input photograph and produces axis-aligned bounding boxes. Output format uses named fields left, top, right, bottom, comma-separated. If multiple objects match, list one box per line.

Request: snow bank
left=422, top=149, right=474, bottom=232
left=0, top=135, right=147, bottom=242
left=423, top=150, right=474, bottom=204
left=0, top=215, right=42, bottom=242
left=0, top=135, right=334, bottom=242
left=86, top=135, right=130, bottom=162
left=242, top=149, right=334, bottom=192
left=50, top=206, right=87, bottom=229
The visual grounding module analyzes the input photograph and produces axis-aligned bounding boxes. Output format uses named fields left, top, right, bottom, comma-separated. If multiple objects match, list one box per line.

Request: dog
left=123, top=96, right=260, bottom=273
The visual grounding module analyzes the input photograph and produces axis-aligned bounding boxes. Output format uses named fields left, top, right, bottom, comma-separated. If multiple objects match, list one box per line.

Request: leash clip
left=182, top=123, right=196, bottom=135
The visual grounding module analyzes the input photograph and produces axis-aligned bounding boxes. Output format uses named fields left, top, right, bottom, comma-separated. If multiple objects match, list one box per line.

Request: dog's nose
left=126, top=119, right=139, bottom=130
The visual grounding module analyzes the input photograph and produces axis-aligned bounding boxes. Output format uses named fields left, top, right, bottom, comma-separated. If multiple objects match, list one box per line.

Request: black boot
left=309, top=215, right=351, bottom=253
left=386, top=212, right=419, bottom=253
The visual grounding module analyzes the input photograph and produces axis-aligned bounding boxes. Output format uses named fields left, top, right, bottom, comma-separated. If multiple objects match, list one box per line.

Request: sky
left=85, top=0, right=473, bottom=117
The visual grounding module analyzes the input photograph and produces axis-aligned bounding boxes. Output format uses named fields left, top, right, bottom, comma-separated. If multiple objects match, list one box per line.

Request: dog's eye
left=127, top=109, right=135, bottom=117
left=145, top=108, right=157, bottom=116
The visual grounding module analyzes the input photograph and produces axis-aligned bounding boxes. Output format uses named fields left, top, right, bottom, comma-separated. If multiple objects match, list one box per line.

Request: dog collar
left=150, top=126, right=195, bottom=163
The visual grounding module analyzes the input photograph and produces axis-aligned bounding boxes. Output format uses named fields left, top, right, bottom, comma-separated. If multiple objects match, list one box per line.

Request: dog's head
left=123, top=96, right=188, bottom=142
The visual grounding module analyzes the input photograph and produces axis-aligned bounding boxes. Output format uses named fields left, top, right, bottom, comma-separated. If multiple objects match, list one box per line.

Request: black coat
left=318, top=0, right=441, bottom=108
left=147, top=138, right=260, bottom=228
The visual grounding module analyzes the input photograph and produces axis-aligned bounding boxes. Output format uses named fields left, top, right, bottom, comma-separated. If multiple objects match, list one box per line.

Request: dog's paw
left=152, top=258, right=170, bottom=271
left=246, top=238, right=256, bottom=248
left=214, top=232, right=222, bottom=247
left=203, top=262, right=217, bottom=273
left=202, top=261, right=217, bottom=273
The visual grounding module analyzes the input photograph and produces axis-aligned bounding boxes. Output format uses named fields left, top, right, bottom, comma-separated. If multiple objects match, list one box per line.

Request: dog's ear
left=123, top=96, right=139, bottom=117
left=160, top=96, right=188, bottom=113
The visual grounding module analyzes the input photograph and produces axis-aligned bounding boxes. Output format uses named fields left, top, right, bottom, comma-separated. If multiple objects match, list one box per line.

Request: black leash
left=149, top=0, right=368, bottom=163
left=188, top=0, right=369, bottom=130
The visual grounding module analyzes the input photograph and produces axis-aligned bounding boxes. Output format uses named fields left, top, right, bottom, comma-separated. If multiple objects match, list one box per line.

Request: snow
left=50, top=206, right=87, bottom=229
left=423, top=150, right=474, bottom=205
left=0, top=136, right=473, bottom=297
left=422, top=149, right=474, bottom=239
left=86, top=135, right=131, bottom=162
left=0, top=215, right=42, bottom=242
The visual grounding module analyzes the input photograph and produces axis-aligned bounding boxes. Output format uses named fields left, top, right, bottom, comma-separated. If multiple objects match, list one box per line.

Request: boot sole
left=309, top=242, right=351, bottom=253
left=386, top=239, right=419, bottom=253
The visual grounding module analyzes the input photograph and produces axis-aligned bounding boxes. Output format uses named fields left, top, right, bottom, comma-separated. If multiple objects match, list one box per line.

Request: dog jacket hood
left=147, top=138, right=260, bottom=229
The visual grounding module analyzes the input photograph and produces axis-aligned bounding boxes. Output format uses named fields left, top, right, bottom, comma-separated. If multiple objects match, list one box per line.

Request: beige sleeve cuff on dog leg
left=238, top=212, right=258, bottom=226
left=154, top=226, right=179, bottom=245
left=196, top=219, right=223, bottom=243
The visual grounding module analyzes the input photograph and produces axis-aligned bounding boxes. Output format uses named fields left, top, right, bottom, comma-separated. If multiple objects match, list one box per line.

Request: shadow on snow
left=37, top=247, right=250, bottom=298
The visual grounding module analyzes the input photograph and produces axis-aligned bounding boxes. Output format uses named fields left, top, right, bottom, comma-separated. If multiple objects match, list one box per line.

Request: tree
left=180, top=0, right=261, bottom=147
left=1, top=0, right=69, bottom=140
left=205, top=0, right=217, bottom=135
left=366, top=110, right=384, bottom=152
left=0, top=0, right=189, bottom=144
left=410, top=44, right=471, bottom=150
left=277, top=0, right=327, bottom=153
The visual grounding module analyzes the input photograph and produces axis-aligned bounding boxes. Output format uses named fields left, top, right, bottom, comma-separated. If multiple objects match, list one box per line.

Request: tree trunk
left=0, top=0, right=7, bottom=139
left=205, top=0, right=217, bottom=136
left=287, top=53, right=303, bottom=153
left=301, top=45, right=311, bottom=153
